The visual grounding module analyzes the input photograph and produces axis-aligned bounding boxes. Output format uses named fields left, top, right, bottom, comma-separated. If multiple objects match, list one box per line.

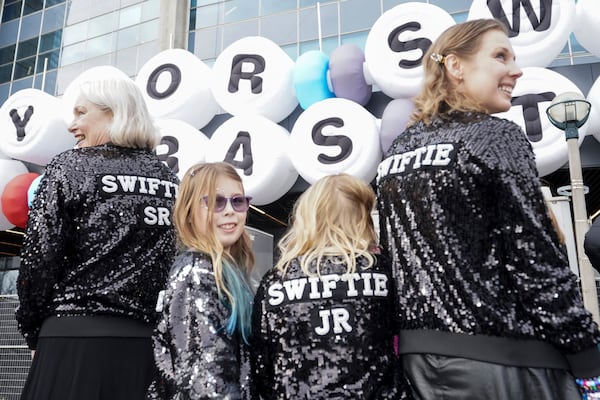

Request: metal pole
left=566, top=136, right=600, bottom=324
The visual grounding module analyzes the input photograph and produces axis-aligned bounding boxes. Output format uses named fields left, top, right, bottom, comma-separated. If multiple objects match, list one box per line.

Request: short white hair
left=77, top=77, right=159, bottom=150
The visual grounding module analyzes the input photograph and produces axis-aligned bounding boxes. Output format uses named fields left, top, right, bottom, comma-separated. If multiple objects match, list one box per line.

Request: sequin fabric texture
left=147, top=250, right=251, bottom=400
left=250, top=254, right=412, bottom=399
left=376, top=113, right=600, bottom=353
left=16, top=144, right=179, bottom=349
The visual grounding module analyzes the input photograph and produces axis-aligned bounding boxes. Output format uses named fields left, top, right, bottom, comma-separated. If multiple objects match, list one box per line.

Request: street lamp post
left=547, top=92, right=600, bottom=324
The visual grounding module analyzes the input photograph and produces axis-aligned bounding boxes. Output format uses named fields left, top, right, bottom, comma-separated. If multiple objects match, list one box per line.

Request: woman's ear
left=444, top=54, right=464, bottom=82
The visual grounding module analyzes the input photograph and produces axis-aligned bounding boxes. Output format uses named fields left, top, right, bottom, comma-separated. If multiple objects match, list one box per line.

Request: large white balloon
left=136, top=49, right=219, bottom=130
left=468, top=0, right=575, bottom=68
left=0, top=159, right=29, bottom=230
left=155, top=119, right=210, bottom=181
left=205, top=114, right=298, bottom=205
left=211, top=36, right=298, bottom=123
left=0, top=89, right=73, bottom=166
left=289, top=98, right=382, bottom=184
left=364, top=2, right=455, bottom=99
left=495, top=67, right=586, bottom=177
left=586, top=76, right=600, bottom=144
left=573, top=0, right=600, bottom=58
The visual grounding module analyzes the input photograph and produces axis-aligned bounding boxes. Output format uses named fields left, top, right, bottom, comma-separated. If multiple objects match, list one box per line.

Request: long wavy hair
left=276, top=173, right=378, bottom=277
left=410, top=19, right=509, bottom=125
left=174, top=162, right=255, bottom=342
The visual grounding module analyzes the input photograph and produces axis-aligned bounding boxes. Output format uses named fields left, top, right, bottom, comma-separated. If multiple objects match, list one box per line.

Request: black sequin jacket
left=147, top=250, right=251, bottom=400
left=250, top=255, right=412, bottom=399
left=16, top=144, right=178, bottom=349
left=376, top=113, right=600, bottom=378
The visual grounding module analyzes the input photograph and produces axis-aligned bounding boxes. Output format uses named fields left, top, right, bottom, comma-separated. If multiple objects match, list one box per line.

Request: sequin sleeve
left=16, top=161, right=71, bottom=349
left=249, top=275, right=274, bottom=398
left=149, top=251, right=245, bottom=400
left=489, top=120, right=600, bottom=355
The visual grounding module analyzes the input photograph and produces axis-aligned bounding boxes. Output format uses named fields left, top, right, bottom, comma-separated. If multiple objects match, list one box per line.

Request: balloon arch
left=1, top=0, right=600, bottom=230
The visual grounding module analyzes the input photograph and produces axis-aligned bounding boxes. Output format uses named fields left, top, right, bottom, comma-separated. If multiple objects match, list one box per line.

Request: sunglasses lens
left=214, top=196, right=228, bottom=212
left=231, top=196, right=249, bottom=212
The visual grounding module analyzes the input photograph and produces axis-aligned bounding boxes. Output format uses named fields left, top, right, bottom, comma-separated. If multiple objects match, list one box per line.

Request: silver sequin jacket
left=147, top=250, right=251, bottom=400
left=250, top=255, right=412, bottom=399
left=16, top=144, right=178, bottom=349
left=376, top=112, right=600, bottom=378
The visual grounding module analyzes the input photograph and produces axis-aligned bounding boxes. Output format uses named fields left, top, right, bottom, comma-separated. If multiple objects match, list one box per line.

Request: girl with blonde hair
left=148, top=162, right=255, bottom=399
left=251, top=173, right=412, bottom=399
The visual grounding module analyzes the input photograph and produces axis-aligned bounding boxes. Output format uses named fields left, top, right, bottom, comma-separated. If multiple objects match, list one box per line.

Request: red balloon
left=1, top=172, right=40, bottom=229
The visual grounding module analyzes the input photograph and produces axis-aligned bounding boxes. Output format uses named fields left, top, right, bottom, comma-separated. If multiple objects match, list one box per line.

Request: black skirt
left=403, top=353, right=582, bottom=400
left=20, top=316, right=156, bottom=400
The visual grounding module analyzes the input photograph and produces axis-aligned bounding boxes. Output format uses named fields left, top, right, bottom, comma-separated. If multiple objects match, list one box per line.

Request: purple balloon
left=379, top=98, right=415, bottom=153
left=329, top=44, right=372, bottom=106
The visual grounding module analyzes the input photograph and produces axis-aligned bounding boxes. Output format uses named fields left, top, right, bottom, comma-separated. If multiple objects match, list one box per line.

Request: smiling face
left=68, top=97, right=113, bottom=148
left=455, top=29, right=523, bottom=114
left=193, top=175, right=247, bottom=252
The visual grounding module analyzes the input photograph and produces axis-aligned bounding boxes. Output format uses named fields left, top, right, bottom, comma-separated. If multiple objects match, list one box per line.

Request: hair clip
left=430, top=53, right=446, bottom=65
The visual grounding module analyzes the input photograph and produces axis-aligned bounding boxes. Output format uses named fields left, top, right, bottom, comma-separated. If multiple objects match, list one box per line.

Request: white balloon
left=586, top=76, right=600, bottom=143
left=211, top=36, right=298, bottom=123
left=205, top=114, right=298, bottom=205
left=154, top=119, right=210, bottom=181
left=495, top=67, right=585, bottom=177
left=573, top=0, right=600, bottom=58
left=468, top=0, right=575, bottom=68
left=0, top=159, right=29, bottom=230
left=60, top=65, right=130, bottom=125
left=364, top=2, right=455, bottom=99
left=136, top=49, right=218, bottom=130
left=0, top=89, right=73, bottom=166
left=289, top=98, right=382, bottom=184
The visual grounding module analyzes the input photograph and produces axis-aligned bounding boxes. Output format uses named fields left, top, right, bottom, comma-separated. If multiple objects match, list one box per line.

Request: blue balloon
left=27, top=174, right=44, bottom=208
left=293, top=50, right=335, bottom=109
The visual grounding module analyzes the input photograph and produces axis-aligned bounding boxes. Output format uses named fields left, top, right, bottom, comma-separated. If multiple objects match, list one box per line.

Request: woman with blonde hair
left=251, top=173, right=412, bottom=399
left=148, top=162, right=255, bottom=399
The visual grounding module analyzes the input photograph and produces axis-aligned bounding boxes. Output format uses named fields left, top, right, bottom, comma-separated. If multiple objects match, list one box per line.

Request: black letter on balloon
left=312, top=118, right=353, bottom=164
left=10, top=106, right=34, bottom=142
left=225, top=131, right=253, bottom=175
left=146, top=64, right=182, bottom=99
left=229, top=54, right=265, bottom=94
left=487, top=0, right=552, bottom=38
left=388, top=22, right=432, bottom=69
left=511, top=92, right=555, bottom=142
left=156, top=136, right=180, bottom=174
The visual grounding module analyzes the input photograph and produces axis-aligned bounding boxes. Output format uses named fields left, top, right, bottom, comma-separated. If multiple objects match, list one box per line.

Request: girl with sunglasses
left=147, top=162, right=255, bottom=400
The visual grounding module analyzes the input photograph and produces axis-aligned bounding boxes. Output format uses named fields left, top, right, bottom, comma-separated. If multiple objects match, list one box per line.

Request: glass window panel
left=223, top=0, right=258, bottom=24
left=46, top=0, right=66, bottom=7
left=2, top=2, right=23, bottom=23
left=280, top=43, right=298, bottom=61
left=39, top=31, right=62, bottom=52
left=63, top=22, right=89, bottom=46
left=189, top=7, right=197, bottom=31
left=452, top=12, right=468, bottom=23
left=13, top=56, right=36, bottom=79
left=17, top=37, right=38, bottom=59
left=24, top=0, right=43, bottom=15
left=383, top=0, right=416, bottom=11
left=137, top=40, right=160, bottom=67
left=299, top=0, right=337, bottom=7
left=89, top=12, right=118, bottom=38
left=115, top=47, right=138, bottom=76
left=197, top=0, right=218, bottom=6
left=12, top=76, right=34, bottom=92
left=61, top=41, right=87, bottom=65
left=0, top=20, right=19, bottom=47
left=88, top=0, right=119, bottom=19
left=261, top=11, right=297, bottom=46
left=188, top=31, right=195, bottom=53
left=0, top=65, right=13, bottom=84
left=19, top=12, right=42, bottom=40
left=0, top=45, right=16, bottom=65
left=222, top=19, right=259, bottom=49
left=117, top=25, right=139, bottom=50
left=34, top=69, right=57, bottom=94
left=195, top=3, right=220, bottom=29
left=341, top=31, right=368, bottom=50
left=260, top=0, right=296, bottom=16
left=42, top=3, right=65, bottom=34
left=119, top=4, right=142, bottom=29
left=429, top=0, right=471, bottom=13
left=340, top=0, right=380, bottom=33
left=64, top=0, right=91, bottom=25
left=193, top=27, right=220, bottom=60
left=86, top=34, right=114, bottom=59
left=299, top=39, right=319, bottom=54
left=140, top=19, right=159, bottom=43
left=0, top=84, right=9, bottom=105
left=37, top=49, right=60, bottom=72
left=141, top=0, right=160, bottom=21
left=299, top=5, right=338, bottom=42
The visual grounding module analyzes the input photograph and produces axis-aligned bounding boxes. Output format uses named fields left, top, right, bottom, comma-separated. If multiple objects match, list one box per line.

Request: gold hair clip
left=430, top=53, right=446, bottom=65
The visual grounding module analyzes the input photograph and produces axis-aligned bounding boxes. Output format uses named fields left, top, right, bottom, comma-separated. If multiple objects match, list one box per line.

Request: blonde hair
left=411, top=19, right=509, bottom=125
left=77, top=77, right=160, bottom=150
left=173, top=162, right=255, bottom=314
left=275, top=173, right=378, bottom=276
